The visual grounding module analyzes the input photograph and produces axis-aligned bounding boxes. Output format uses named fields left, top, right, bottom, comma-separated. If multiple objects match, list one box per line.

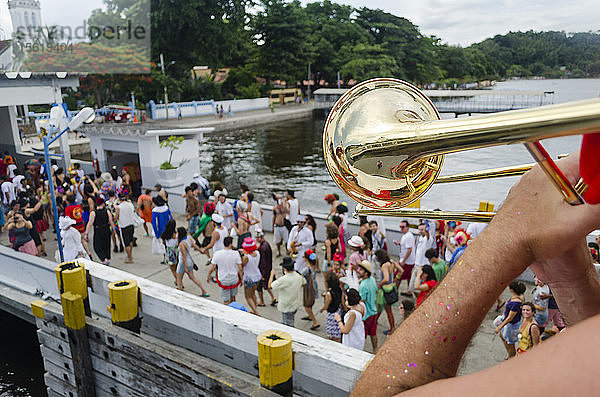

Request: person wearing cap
left=207, top=236, right=242, bottom=305
left=85, top=196, right=114, bottom=265
left=269, top=257, right=306, bottom=328
left=59, top=215, right=89, bottom=261
left=241, top=237, right=262, bottom=315
left=284, top=189, right=300, bottom=227
left=272, top=193, right=288, bottom=257
left=200, top=213, right=230, bottom=257
left=256, top=229, right=277, bottom=307
left=357, top=259, right=379, bottom=351
left=348, top=235, right=368, bottom=278
left=324, top=193, right=340, bottom=220
left=214, top=190, right=234, bottom=231
left=287, top=216, right=314, bottom=272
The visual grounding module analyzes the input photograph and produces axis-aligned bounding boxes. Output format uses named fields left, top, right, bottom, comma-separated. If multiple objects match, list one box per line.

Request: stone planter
left=156, top=168, right=183, bottom=189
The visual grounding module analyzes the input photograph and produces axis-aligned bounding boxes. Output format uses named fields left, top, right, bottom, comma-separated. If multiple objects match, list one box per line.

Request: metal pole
left=130, top=92, right=136, bottom=123
left=337, top=71, right=341, bottom=89
left=160, top=53, right=169, bottom=120
left=307, top=63, right=311, bottom=100
left=44, top=132, right=64, bottom=262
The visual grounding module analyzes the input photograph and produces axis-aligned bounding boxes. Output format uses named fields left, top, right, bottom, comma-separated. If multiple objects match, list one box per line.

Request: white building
left=8, top=0, right=42, bottom=37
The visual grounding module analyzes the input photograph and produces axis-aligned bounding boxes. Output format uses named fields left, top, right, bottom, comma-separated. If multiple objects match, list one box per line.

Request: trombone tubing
left=435, top=163, right=535, bottom=184
left=354, top=205, right=495, bottom=223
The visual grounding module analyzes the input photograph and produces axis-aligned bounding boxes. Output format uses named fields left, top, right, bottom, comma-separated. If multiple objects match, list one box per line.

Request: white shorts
left=274, top=225, right=289, bottom=244
left=409, top=265, right=421, bottom=293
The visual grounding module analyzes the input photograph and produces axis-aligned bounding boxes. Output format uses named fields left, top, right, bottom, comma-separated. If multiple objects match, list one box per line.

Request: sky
left=1, top=0, right=598, bottom=45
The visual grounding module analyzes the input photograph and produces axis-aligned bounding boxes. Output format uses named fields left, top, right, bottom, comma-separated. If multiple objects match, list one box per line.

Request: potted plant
left=157, top=136, right=188, bottom=182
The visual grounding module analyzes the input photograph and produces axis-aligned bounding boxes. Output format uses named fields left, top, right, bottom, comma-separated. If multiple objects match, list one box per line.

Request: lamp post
left=41, top=107, right=95, bottom=262
left=159, top=54, right=175, bottom=120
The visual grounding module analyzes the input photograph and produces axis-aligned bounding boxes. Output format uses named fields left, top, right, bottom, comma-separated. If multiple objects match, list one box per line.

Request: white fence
left=148, top=98, right=270, bottom=120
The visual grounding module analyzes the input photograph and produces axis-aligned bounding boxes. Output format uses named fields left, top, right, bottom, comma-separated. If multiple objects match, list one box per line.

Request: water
left=3, top=79, right=600, bottom=395
left=0, top=311, right=46, bottom=396
left=200, top=78, right=600, bottom=215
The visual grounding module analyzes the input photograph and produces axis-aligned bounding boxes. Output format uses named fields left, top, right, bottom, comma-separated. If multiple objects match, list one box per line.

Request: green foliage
left=79, top=0, right=600, bottom=107
left=159, top=135, right=185, bottom=168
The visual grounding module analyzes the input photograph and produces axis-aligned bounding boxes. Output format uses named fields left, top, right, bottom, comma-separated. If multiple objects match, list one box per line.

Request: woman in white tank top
left=334, top=289, right=366, bottom=351
left=241, top=237, right=262, bottom=315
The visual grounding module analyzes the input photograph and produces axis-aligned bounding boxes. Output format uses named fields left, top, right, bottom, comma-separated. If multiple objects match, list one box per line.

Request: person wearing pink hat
left=241, top=236, right=262, bottom=315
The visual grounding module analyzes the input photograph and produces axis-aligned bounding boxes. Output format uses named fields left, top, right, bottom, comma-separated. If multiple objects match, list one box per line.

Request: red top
left=416, top=280, right=438, bottom=307
left=65, top=204, right=85, bottom=232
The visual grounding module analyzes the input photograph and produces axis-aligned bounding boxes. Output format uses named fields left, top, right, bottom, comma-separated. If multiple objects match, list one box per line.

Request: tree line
left=68, top=0, right=600, bottom=107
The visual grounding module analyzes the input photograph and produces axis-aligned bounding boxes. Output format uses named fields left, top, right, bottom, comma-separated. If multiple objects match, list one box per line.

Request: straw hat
left=348, top=235, right=364, bottom=248
left=358, top=260, right=373, bottom=274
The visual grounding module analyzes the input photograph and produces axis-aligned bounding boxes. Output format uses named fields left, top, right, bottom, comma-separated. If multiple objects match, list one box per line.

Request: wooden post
left=107, top=280, right=141, bottom=333
left=61, top=291, right=96, bottom=397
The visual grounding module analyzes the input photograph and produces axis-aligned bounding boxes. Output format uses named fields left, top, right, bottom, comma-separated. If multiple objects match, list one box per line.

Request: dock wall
left=0, top=246, right=372, bottom=396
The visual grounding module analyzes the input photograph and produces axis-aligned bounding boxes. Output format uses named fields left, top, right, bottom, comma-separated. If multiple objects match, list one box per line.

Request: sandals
left=310, top=324, right=320, bottom=330
left=200, top=293, right=210, bottom=298
left=257, top=303, right=266, bottom=307
left=301, top=316, right=311, bottom=321
left=270, top=300, right=278, bottom=306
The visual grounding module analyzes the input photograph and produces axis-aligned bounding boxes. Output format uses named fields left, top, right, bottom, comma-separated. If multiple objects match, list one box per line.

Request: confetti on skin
left=425, top=313, right=429, bottom=318
left=439, top=301, right=444, bottom=306
left=404, top=370, right=408, bottom=374
left=388, top=386, right=391, bottom=390
left=471, top=268, right=475, bottom=272
left=452, top=336, right=457, bottom=341
left=517, top=211, right=521, bottom=215
left=447, top=304, right=451, bottom=310
left=425, top=351, right=429, bottom=355
left=387, top=375, right=390, bottom=378
left=392, top=376, right=396, bottom=379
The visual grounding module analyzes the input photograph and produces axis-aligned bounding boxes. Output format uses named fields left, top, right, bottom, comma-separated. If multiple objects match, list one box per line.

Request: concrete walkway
left=0, top=213, right=512, bottom=376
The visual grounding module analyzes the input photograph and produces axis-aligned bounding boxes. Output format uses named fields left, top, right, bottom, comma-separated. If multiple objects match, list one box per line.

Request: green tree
left=254, top=0, right=310, bottom=83
left=340, top=43, right=399, bottom=82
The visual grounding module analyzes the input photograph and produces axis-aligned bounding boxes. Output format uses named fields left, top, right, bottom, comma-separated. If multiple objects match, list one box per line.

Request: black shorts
left=121, top=225, right=135, bottom=246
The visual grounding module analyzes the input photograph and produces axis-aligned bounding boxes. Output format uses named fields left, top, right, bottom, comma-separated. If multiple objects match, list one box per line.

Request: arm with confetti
left=351, top=152, right=600, bottom=396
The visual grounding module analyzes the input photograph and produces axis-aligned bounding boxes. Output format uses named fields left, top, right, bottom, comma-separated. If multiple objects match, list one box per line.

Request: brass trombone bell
left=323, top=78, right=600, bottom=219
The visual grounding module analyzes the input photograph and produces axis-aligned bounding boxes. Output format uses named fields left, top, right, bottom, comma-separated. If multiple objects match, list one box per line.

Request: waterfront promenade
left=0, top=214, right=512, bottom=377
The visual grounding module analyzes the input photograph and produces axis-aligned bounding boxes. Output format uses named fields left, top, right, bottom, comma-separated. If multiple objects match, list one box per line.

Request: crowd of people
left=1, top=151, right=596, bottom=361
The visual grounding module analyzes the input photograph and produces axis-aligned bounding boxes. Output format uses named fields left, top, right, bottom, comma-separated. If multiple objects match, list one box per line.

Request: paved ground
left=1, top=214, right=516, bottom=376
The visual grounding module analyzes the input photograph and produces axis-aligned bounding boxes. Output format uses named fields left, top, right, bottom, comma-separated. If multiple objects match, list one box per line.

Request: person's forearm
left=545, top=241, right=600, bottom=325
left=351, top=221, right=529, bottom=396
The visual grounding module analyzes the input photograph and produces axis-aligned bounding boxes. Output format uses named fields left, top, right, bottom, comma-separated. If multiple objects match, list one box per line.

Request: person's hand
left=494, top=326, right=501, bottom=334
left=393, top=239, right=400, bottom=246
left=491, top=152, right=600, bottom=266
left=333, top=312, right=342, bottom=322
left=206, top=275, right=211, bottom=284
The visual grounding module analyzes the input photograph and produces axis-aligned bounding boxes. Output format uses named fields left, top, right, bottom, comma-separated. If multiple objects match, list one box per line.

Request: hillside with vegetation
left=67, top=0, right=600, bottom=107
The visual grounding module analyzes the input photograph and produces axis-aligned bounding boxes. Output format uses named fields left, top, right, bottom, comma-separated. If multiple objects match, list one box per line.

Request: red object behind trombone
left=580, top=133, right=600, bottom=204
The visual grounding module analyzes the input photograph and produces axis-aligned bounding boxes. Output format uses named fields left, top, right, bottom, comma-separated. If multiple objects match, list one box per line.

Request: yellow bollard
left=257, top=330, right=293, bottom=396
left=478, top=201, right=495, bottom=212
left=61, top=291, right=86, bottom=330
left=107, top=280, right=141, bottom=333
left=55, top=261, right=90, bottom=316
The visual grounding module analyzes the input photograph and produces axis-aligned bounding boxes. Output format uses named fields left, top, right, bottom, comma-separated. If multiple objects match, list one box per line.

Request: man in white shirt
left=287, top=217, right=313, bottom=272
left=393, top=220, right=416, bottom=294
left=7, top=163, right=17, bottom=179
left=207, top=236, right=242, bottom=304
left=214, top=190, right=234, bottom=231
left=285, top=189, right=300, bottom=227
left=412, top=221, right=436, bottom=294
left=466, top=222, right=487, bottom=239
left=12, top=174, right=25, bottom=195
left=117, top=194, right=136, bottom=263
left=1, top=177, right=16, bottom=211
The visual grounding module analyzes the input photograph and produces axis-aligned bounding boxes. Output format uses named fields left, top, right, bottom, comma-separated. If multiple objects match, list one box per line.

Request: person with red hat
left=324, top=193, right=340, bottom=219
left=241, top=237, right=262, bottom=315
left=300, top=249, right=320, bottom=330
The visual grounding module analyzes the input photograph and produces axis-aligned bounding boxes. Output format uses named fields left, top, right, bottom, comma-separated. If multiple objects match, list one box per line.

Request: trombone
left=323, top=78, right=600, bottom=221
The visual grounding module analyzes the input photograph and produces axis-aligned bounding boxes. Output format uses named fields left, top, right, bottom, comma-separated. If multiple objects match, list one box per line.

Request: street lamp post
left=159, top=54, right=175, bottom=120
left=41, top=107, right=95, bottom=262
